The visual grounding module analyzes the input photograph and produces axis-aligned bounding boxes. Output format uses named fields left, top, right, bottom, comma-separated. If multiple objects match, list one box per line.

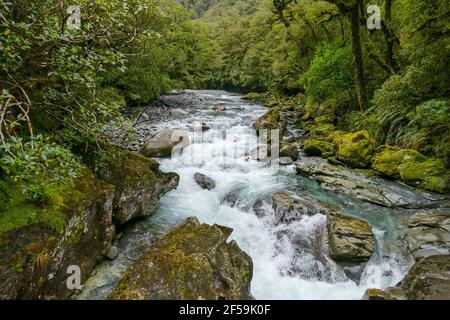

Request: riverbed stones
left=295, top=156, right=445, bottom=209
left=249, top=145, right=270, bottom=161
left=327, top=213, right=374, bottom=262
left=303, top=139, right=335, bottom=157
left=141, top=128, right=190, bottom=158
left=271, top=192, right=327, bottom=224
left=105, top=246, right=119, bottom=260
left=405, top=211, right=450, bottom=260
left=109, top=217, right=253, bottom=300
left=194, top=173, right=216, bottom=190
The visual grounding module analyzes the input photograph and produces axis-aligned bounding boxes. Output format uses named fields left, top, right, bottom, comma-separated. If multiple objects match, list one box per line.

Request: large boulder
left=280, top=143, right=299, bottom=160
left=253, top=108, right=285, bottom=135
left=89, top=144, right=179, bottom=224
left=295, top=156, right=445, bottom=209
left=0, top=169, right=116, bottom=299
left=327, top=213, right=375, bottom=262
left=372, top=149, right=450, bottom=193
left=271, top=192, right=327, bottom=224
left=363, top=255, right=450, bottom=300
left=332, top=130, right=375, bottom=168
left=141, top=128, right=190, bottom=158
left=303, top=139, right=335, bottom=157
left=109, top=217, right=253, bottom=300
left=405, top=211, right=450, bottom=260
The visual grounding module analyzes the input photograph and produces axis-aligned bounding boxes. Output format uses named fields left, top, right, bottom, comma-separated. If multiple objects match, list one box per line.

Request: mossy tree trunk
left=349, top=1, right=368, bottom=111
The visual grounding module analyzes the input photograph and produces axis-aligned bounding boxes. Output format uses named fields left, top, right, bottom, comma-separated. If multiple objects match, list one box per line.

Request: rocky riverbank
left=0, top=143, right=179, bottom=299
left=246, top=91, right=450, bottom=299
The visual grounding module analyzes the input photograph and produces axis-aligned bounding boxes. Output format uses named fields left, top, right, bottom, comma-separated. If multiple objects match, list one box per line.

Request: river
left=77, top=90, right=415, bottom=300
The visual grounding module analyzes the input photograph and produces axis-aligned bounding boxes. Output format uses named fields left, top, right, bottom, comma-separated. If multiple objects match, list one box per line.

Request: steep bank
left=0, top=145, right=178, bottom=299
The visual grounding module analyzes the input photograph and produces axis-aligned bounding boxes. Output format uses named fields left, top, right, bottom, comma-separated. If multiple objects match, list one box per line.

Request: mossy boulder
left=280, top=143, right=299, bottom=160
left=399, top=255, right=450, bottom=300
left=109, top=217, right=253, bottom=300
left=332, top=130, right=375, bottom=168
left=253, top=108, right=285, bottom=136
left=303, top=139, right=335, bottom=157
left=0, top=169, right=116, bottom=299
left=83, top=143, right=179, bottom=224
left=372, top=149, right=426, bottom=179
left=243, top=92, right=263, bottom=101
left=314, top=115, right=335, bottom=124
left=310, top=123, right=336, bottom=138
left=398, top=157, right=450, bottom=193
left=372, top=148, right=450, bottom=193
left=327, top=213, right=375, bottom=262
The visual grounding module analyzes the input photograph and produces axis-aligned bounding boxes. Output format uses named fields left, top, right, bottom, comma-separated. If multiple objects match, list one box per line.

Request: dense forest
left=0, top=0, right=449, bottom=300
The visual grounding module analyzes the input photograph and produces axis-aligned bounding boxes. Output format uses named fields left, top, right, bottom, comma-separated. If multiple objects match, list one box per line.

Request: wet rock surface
left=295, top=156, right=448, bottom=209
left=194, top=173, right=216, bottom=190
left=405, top=210, right=450, bottom=260
left=271, top=191, right=327, bottom=224
left=109, top=217, right=253, bottom=300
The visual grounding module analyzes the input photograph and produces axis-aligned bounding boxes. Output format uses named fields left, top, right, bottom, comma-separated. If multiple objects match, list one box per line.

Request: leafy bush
left=301, top=40, right=354, bottom=109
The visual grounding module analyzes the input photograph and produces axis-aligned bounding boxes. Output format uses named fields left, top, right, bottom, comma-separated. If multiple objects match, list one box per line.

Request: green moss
left=334, top=130, right=375, bottom=168
left=303, top=139, right=335, bottom=157
left=243, top=92, right=262, bottom=101
left=314, top=115, right=335, bottom=124
left=372, top=149, right=427, bottom=179
left=398, top=157, right=449, bottom=192
left=310, top=123, right=336, bottom=137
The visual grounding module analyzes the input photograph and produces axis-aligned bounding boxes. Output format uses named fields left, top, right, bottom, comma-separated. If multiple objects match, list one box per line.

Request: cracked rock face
left=405, top=211, right=450, bottom=260
left=327, top=213, right=375, bottom=262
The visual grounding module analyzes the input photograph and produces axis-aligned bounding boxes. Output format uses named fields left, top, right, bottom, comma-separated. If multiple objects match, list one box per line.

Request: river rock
left=295, top=156, right=446, bottom=209
left=201, top=122, right=211, bottom=132
left=327, top=213, right=374, bottom=262
left=105, top=246, right=119, bottom=260
left=405, top=211, right=450, bottom=260
left=222, top=192, right=240, bottom=207
left=330, top=130, right=375, bottom=168
left=368, top=255, right=450, bottom=300
left=212, top=104, right=226, bottom=112
left=92, top=144, right=180, bottom=224
left=271, top=192, right=327, bottom=224
left=280, top=143, right=299, bottom=160
left=249, top=145, right=270, bottom=161
left=194, top=173, right=216, bottom=190
left=141, top=128, right=190, bottom=158
left=372, top=149, right=450, bottom=193
left=171, top=108, right=188, bottom=116
left=278, top=157, right=294, bottom=165
left=109, top=217, right=253, bottom=300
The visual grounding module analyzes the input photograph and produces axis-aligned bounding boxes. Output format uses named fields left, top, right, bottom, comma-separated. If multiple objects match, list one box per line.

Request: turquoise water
left=78, top=90, right=414, bottom=300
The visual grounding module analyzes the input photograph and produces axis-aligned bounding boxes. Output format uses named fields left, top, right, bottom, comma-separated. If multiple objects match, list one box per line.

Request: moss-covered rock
left=243, top=92, right=263, bottom=101
left=332, top=130, right=375, bottom=168
left=82, top=142, right=179, bottom=224
left=280, top=143, right=299, bottom=160
left=253, top=108, right=285, bottom=133
left=310, top=123, right=336, bottom=138
left=398, top=157, right=449, bottom=193
left=303, top=139, right=335, bottom=157
left=372, top=149, right=426, bottom=179
left=109, top=217, right=253, bottom=300
left=0, top=169, right=116, bottom=299
left=314, top=115, right=335, bottom=124
left=372, top=148, right=450, bottom=193
left=400, top=255, right=450, bottom=300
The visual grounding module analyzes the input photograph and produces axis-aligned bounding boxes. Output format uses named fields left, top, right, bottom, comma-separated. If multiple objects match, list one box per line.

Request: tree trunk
left=383, top=0, right=400, bottom=73
left=349, top=3, right=367, bottom=111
